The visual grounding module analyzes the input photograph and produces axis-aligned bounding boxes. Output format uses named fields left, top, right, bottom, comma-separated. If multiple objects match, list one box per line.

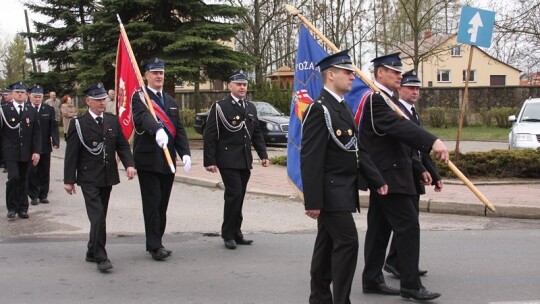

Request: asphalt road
left=1, top=230, right=540, bottom=304
left=1, top=150, right=540, bottom=303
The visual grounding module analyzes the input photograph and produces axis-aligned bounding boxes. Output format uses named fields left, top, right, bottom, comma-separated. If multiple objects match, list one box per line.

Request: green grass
left=424, top=126, right=509, bottom=141
left=186, top=126, right=203, bottom=140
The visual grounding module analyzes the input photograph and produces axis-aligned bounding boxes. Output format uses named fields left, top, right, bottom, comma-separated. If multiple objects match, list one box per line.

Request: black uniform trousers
left=219, top=168, right=250, bottom=241
left=27, top=152, right=52, bottom=200
left=5, top=160, right=31, bottom=213
left=309, top=212, right=358, bottom=304
left=137, top=170, right=175, bottom=251
left=80, top=185, right=112, bottom=263
left=385, top=194, right=420, bottom=270
left=362, top=193, right=421, bottom=290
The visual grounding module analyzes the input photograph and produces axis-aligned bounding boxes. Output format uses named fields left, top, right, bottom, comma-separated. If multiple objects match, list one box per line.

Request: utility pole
left=24, top=9, right=37, bottom=73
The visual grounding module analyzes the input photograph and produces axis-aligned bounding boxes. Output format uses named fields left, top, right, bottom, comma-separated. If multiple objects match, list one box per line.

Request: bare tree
left=493, top=0, right=540, bottom=73
left=225, top=0, right=309, bottom=90
left=377, top=0, right=460, bottom=72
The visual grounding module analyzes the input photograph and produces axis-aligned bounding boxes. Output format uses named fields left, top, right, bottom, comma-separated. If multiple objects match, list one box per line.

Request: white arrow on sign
left=468, top=12, right=483, bottom=43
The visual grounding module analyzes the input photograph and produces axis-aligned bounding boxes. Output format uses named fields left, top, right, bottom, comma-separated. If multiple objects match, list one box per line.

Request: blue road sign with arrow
left=457, top=6, right=495, bottom=48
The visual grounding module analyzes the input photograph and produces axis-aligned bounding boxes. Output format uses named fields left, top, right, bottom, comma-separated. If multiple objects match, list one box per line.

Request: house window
left=451, top=45, right=461, bottom=56
left=490, top=75, right=506, bottom=86
left=437, top=70, right=451, bottom=82
left=462, top=70, right=477, bottom=82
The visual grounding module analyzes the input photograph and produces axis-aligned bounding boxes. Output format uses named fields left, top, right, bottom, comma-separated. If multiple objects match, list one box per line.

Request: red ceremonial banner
left=115, top=35, right=139, bottom=140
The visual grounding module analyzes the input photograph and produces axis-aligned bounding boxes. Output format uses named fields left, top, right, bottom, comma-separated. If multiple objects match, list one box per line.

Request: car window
left=254, top=102, right=282, bottom=116
left=520, top=103, right=540, bottom=122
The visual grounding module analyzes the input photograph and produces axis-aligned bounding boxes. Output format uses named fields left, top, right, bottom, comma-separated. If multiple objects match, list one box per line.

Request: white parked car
left=508, top=98, right=540, bottom=150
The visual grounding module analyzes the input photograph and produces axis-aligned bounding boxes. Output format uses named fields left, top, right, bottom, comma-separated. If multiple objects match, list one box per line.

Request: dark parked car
left=194, top=101, right=289, bottom=144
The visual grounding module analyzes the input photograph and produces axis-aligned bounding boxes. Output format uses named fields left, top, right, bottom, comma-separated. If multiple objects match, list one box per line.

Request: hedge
left=271, top=149, right=540, bottom=179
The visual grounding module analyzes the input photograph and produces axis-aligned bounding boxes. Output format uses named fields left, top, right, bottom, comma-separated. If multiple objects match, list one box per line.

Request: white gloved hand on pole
left=182, top=155, right=192, bottom=172
left=155, top=128, right=168, bottom=148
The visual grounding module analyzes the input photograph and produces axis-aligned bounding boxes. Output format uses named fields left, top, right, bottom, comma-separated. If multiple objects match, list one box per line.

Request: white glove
left=182, top=155, right=192, bottom=172
left=155, top=128, right=169, bottom=148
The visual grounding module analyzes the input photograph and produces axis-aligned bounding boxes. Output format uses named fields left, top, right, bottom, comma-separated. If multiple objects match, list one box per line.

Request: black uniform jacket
left=1, top=102, right=41, bottom=161
left=203, top=95, right=268, bottom=169
left=359, top=90, right=437, bottom=195
left=35, top=103, right=60, bottom=153
left=64, top=111, right=134, bottom=187
left=301, top=90, right=385, bottom=212
left=395, top=101, right=442, bottom=195
left=131, top=88, right=190, bottom=173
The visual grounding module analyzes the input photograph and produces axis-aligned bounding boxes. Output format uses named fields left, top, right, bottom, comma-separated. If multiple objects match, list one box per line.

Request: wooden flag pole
left=285, top=4, right=496, bottom=212
left=117, top=15, right=176, bottom=174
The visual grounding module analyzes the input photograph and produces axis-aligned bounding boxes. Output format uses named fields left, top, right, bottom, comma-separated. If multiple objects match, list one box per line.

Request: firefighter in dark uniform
left=0, top=88, right=11, bottom=172
left=1, top=82, right=41, bottom=219
left=360, top=53, right=449, bottom=301
left=131, top=58, right=191, bottom=261
left=27, top=85, right=60, bottom=205
left=383, top=70, right=443, bottom=278
left=64, top=83, right=136, bottom=272
left=203, top=71, right=269, bottom=250
left=301, top=50, right=387, bottom=304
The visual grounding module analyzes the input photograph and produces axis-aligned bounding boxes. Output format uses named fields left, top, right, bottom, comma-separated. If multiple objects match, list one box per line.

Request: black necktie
left=411, top=106, right=420, bottom=125
left=18, top=105, right=23, bottom=116
left=35, top=105, right=39, bottom=111
left=238, top=99, right=244, bottom=108
left=96, top=116, right=103, bottom=126
left=156, top=92, right=163, bottom=105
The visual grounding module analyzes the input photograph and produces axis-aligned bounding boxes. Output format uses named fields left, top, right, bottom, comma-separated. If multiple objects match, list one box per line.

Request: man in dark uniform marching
left=64, top=83, right=136, bottom=272
left=1, top=82, right=41, bottom=219
left=203, top=71, right=269, bottom=250
left=301, top=50, right=387, bottom=304
left=131, top=58, right=191, bottom=261
left=383, top=70, right=444, bottom=279
left=27, top=85, right=60, bottom=206
left=0, top=88, right=11, bottom=173
left=360, top=53, right=449, bottom=301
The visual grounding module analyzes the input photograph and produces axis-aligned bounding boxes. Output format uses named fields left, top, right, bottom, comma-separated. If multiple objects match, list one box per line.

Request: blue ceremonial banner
left=287, top=25, right=372, bottom=198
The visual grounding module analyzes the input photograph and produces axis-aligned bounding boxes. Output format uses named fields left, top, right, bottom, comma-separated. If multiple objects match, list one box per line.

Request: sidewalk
left=176, top=147, right=540, bottom=220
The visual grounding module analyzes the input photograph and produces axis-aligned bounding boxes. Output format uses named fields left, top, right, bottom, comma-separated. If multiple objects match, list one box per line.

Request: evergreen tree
left=22, top=0, right=97, bottom=95
left=77, top=0, right=253, bottom=111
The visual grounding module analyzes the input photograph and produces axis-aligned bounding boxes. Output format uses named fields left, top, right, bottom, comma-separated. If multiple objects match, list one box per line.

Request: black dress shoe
left=40, top=199, right=50, bottom=204
left=401, top=286, right=441, bottom=301
left=163, top=248, right=172, bottom=256
left=235, top=238, right=253, bottom=245
left=150, top=248, right=169, bottom=260
left=97, top=259, right=113, bottom=271
left=224, top=240, right=237, bottom=249
left=384, top=264, right=401, bottom=277
left=7, top=211, right=16, bottom=219
left=31, top=198, right=40, bottom=206
left=18, top=211, right=29, bottom=219
left=86, top=250, right=96, bottom=262
left=363, top=283, right=400, bottom=295
left=384, top=264, right=428, bottom=277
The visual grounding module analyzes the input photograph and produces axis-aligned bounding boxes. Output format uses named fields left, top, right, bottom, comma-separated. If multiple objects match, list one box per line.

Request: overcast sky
left=0, top=0, right=33, bottom=39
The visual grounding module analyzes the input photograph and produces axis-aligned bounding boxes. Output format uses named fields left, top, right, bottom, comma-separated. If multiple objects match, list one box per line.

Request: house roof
left=398, top=33, right=521, bottom=72
left=268, top=66, right=294, bottom=78
left=398, top=34, right=455, bottom=56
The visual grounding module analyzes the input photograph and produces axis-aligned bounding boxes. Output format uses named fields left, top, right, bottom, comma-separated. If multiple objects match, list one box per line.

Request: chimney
left=424, top=31, right=432, bottom=39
